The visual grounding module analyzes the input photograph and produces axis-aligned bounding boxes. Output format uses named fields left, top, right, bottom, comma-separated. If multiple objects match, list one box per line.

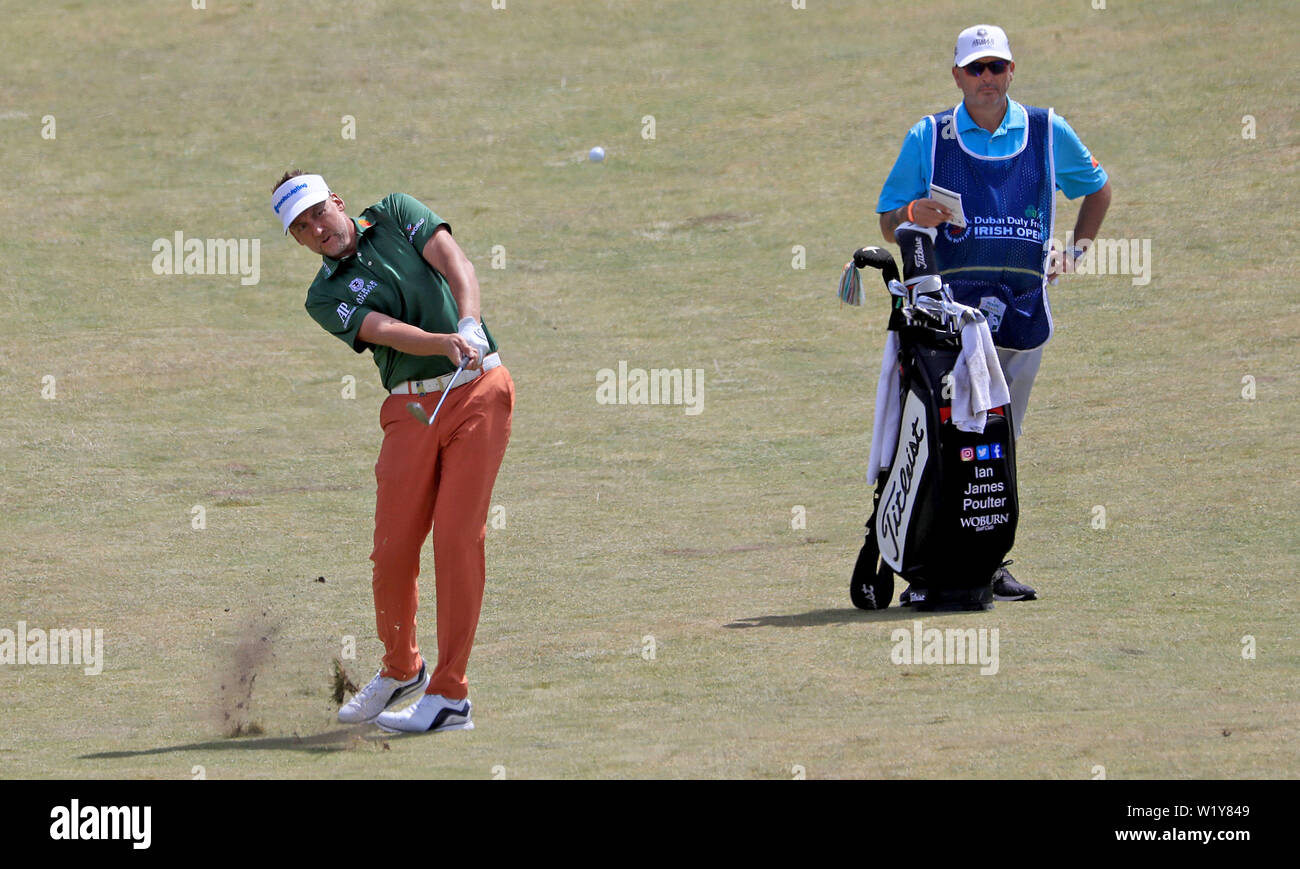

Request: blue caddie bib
left=929, top=104, right=1056, bottom=350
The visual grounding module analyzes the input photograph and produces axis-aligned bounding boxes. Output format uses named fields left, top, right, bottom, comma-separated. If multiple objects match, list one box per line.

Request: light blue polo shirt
left=876, top=99, right=1107, bottom=212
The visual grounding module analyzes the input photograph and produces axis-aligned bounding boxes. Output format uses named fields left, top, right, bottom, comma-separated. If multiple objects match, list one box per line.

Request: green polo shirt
left=304, top=192, right=498, bottom=390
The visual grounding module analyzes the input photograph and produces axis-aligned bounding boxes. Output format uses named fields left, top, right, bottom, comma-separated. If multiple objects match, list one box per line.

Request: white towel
left=867, top=331, right=901, bottom=485
left=868, top=297, right=1010, bottom=483
left=950, top=304, right=1011, bottom=433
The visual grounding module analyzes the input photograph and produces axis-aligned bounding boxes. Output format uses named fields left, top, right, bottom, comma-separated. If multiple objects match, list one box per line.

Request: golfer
left=876, top=25, right=1111, bottom=601
left=272, top=171, right=514, bottom=732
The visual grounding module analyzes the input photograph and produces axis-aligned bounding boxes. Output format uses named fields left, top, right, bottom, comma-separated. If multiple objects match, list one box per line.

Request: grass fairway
left=1, top=0, right=1296, bottom=779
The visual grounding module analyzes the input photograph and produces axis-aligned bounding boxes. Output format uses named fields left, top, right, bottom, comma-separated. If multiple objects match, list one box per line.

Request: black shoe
left=991, top=561, right=1037, bottom=601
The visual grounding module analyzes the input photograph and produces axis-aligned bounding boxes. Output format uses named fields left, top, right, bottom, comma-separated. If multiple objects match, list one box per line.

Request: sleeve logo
left=405, top=218, right=426, bottom=243
left=336, top=302, right=356, bottom=327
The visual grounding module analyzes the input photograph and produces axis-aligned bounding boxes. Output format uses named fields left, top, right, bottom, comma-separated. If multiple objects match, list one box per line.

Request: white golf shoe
left=337, top=661, right=429, bottom=724
left=376, top=693, right=474, bottom=733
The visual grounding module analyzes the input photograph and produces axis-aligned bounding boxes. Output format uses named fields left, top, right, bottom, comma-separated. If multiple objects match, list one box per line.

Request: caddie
left=272, top=171, right=514, bottom=733
left=876, top=24, right=1112, bottom=602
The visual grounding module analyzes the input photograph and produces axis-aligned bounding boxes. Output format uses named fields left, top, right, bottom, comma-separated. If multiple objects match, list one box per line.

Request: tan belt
left=390, top=353, right=502, bottom=395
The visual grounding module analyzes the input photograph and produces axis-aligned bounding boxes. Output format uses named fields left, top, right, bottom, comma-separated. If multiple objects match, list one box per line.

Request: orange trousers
left=370, top=365, right=514, bottom=699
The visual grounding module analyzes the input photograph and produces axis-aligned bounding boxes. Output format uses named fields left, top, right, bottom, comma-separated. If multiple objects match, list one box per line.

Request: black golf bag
left=849, top=228, right=1018, bottom=611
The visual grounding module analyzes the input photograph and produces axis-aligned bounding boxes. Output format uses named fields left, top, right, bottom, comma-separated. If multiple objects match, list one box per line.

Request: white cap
left=271, top=173, right=330, bottom=235
left=954, top=24, right=1013, bottom=68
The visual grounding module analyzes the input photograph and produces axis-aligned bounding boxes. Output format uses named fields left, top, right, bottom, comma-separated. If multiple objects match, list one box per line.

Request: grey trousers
left=996, top=345, right=1044, bottom=440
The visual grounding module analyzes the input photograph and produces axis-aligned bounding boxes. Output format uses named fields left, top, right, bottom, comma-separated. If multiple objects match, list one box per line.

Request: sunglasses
left=963, top=60, right=1010, bottom=76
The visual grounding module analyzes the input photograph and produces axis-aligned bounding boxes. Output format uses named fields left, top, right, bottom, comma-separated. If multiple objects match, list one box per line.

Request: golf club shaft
left=425, top=356, right=470, bottom=426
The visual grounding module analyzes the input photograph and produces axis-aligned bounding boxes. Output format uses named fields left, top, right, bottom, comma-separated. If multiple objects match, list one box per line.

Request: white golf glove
left=457, top=317, right=490, bottom=367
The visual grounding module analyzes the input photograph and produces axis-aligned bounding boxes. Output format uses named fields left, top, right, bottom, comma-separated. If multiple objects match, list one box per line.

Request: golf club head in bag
left=852, top=246, right=901, bottom=285
left=894, top=225, right=940, bottom=287
left=893, top=226, right=957, bottom=330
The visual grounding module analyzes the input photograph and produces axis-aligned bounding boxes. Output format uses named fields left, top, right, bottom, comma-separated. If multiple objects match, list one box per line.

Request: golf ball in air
left=589, top=146, right=605, bottom=162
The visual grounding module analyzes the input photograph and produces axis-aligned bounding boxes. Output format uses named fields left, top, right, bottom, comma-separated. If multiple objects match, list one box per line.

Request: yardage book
left=928, top=183, right=968, bottom=229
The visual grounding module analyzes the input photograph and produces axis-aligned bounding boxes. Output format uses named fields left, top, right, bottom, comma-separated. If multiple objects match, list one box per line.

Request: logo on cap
left=273, top=182, right=309, bottom=214
left=977, top=27, right=988, bottom=37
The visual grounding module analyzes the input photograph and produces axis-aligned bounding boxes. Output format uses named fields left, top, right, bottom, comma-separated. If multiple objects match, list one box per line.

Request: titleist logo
left=878, top=411, right=927, bottom=565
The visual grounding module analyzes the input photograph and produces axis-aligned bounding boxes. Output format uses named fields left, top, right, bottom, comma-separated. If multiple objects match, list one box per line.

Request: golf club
left=405, top=355, right=470, bottom=427
left=852, top=246, right=901, bottom=284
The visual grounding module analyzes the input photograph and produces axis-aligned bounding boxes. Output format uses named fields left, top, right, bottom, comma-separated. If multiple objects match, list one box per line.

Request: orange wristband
left=906, top=200, right=915, bottom=223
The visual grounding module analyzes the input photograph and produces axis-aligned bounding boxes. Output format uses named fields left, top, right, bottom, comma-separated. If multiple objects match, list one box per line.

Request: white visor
left=271, top=174, right=331, bottom=234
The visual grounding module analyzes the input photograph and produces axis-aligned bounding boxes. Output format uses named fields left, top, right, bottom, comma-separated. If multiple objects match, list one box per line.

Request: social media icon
left=960, top=447, right=975, bottom=462
left=991, top=443, right=1004, bottom=459
left=975, top=445, right=990, bottom=461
